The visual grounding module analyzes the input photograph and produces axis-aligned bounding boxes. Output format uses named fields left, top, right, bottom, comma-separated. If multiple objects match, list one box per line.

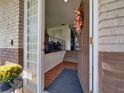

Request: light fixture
left=64, top=0, right=68, bottom=3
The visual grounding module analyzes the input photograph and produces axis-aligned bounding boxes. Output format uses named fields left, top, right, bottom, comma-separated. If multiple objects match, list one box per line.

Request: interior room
left=0, top=0, right=90, bottom=93
left=44, top=0, right=89, bottom=93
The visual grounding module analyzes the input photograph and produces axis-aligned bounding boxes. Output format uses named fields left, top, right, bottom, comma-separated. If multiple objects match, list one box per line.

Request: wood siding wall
left=99, top=0, right=124, bottom=93
left=99, top=0, right=124, bottom=52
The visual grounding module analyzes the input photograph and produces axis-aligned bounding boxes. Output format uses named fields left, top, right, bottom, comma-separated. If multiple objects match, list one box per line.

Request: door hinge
left=89, top=37, right=93, bottom=45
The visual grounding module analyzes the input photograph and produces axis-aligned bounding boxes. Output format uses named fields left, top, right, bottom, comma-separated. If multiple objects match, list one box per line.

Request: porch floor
left=46, top=69, right=83, bottom=93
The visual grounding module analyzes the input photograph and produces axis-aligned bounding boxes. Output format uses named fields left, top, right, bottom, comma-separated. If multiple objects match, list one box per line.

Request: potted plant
left=0, top=64, right=22, bottom=92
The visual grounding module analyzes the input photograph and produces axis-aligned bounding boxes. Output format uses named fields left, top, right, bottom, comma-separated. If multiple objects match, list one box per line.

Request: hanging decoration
left=74, top=1, right=84, bottom=33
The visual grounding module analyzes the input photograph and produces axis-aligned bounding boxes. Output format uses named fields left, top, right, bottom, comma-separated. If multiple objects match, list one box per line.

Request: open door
left=24, top=0, right=44, bottom=93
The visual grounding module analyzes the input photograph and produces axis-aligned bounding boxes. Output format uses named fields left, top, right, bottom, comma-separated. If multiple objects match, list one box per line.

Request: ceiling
left=45, top=0, right=81, bottom=28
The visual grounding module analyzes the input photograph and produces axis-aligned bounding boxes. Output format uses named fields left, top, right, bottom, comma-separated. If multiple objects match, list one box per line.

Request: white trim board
left=89, top=0, right=93, bottom=92
left=92, top=0, right=99, bottom=93
left=89, top=0, right=99, bottom=93
left=37, top=0, right=45, bottom=92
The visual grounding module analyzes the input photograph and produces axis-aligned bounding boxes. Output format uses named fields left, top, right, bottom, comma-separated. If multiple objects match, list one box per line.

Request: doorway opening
left=23, top=0, right=99, bottom=93
left=44, top=0, right=89, bottom=93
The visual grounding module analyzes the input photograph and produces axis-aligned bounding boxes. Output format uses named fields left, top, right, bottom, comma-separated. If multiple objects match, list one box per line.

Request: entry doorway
left=23, top=0, right=99, bottom=93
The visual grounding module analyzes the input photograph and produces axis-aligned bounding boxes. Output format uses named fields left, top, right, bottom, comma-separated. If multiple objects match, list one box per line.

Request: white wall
left=47, top=25, right=71, bottom=50
left=63, top=50, right=80, bottom=63
left=44, top=51, right=66, bottom=73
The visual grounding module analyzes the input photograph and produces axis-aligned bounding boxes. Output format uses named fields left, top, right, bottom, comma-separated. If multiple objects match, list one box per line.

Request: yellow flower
left=0, top=64, right=22, bottom=83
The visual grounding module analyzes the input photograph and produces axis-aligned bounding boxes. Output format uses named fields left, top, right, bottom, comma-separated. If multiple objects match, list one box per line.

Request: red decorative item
left=74, top=2, right=84, bottom=33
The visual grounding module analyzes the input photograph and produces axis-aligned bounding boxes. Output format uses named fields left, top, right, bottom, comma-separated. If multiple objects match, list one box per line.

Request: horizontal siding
left=99, top=0, right=124, bottom=52
left=100, top=0, right=124, bottom=12
left=99, top=8, right=124, bottom=22
left=99, top=26, right=124, bottom=36
left=99, top=52, right=124, bottom=93
left=99, top=0, right=124, bottom=93
left=99, top=35, right=124, bottom=44
left=99, top=16, right=124, bottom=30
left=99, top=45, right=124, bottom=52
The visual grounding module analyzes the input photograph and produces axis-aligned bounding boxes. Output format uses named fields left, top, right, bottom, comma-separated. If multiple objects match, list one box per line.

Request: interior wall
left=64, top=50, right=80, bottom=63
left=99, top=0, right=124, bottom=93
left=0, top=0, right=24, bottom=66
left=78, top=0, right=89, bottom=93
left=44, top=51, right=66, bottom=73
left=47, top=25, right=71, bottom=50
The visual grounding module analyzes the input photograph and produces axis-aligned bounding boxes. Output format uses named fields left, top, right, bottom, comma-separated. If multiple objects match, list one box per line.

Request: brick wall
left=99, top=0, right=124, bottom=93
left=0, top=0, right=24, bottom=66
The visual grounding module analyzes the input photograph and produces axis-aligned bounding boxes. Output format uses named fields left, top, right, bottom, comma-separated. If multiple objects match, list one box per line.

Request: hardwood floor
left=45, top=62, right=64, bottom=89
left=64, top=61, right=78, bottom=70
left=45, top=61, right=78, bottom=89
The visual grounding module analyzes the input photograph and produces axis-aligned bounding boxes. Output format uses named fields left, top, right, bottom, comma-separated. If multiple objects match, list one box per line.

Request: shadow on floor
left=47, top=69, right=83, bottom=93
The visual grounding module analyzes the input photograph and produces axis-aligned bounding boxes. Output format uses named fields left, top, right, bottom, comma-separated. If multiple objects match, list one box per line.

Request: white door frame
left=38, top=0, right=45, bottom=92
left=38, top=0, right=99, bottom=93
left=89, top=0, right=93, bottom=92
left=89, top=0, right=99, bottom=93
left=93, top=0, right=99, bottom=93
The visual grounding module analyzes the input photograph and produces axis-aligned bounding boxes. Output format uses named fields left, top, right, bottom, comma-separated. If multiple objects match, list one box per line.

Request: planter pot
left=0, top=82, right=12, bottom=92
